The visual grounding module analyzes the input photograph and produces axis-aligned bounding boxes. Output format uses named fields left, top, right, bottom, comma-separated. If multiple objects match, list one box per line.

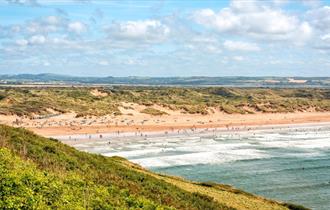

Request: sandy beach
left=1, top=103, right=330, bottom=137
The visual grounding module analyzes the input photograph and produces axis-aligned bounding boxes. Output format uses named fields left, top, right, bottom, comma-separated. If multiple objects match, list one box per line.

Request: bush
left=141, top=108, right=168, bottom=116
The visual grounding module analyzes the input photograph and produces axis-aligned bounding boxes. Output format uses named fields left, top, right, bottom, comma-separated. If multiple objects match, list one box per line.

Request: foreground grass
left=1, top=86, right=330, bottom=117
left=0, top=125, right=309, bottom=209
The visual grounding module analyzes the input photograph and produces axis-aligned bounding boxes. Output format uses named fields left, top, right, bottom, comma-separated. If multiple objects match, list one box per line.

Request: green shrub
left=141, top=108, right=168, bottom=116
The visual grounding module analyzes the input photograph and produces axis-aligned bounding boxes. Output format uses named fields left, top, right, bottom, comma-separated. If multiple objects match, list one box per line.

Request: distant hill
left=1, top=73, right=330, bottom=87
left=0, top=124, right=308, bottom=209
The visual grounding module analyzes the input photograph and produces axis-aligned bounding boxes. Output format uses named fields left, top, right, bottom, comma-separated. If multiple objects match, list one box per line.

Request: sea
left=56, top=123, right=330, bottom=210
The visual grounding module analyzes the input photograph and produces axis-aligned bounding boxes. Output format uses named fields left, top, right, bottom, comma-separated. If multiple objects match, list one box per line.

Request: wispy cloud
left=223, top=40, right=260, bottom=51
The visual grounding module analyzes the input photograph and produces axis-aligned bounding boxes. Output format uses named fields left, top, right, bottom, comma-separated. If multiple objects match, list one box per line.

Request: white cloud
left=204, top=45, right=222, bottom=53
left=185, top=43, right=222, bottom=54
left=25, top=17, right=63, bottom=34
left=108, top=20, right=170, bottom=42
left=29, top=35, right=46, bottom=44
left=2, top=0, right=330, bottom=76
left=16, top=39, right=28, bottom=46
left=11, top=25, right=21, bottom=33
left=193, top=8, right=240, bottom=32
left=26, top=22, right=42, bottom=34
left=300, top=0, right=321, bottom=8
left=4, top=0, right=38, bottom=6
left=192, top=3, right=312, bottom=43
left=293, top=22, right=313, bottom=45
left=307, top=6, right=330, bottom=32
left=45, top=16, right=62, bottom=25
left=224, top=40, right=260, bottom=51
left=273, top=0, right=290, bottom=7
left=183, top=35, right=222, bottom=54
left=52, top=37, right=72, bottom=45
left=98, top=60, right=109, bottom=65
left=243, top=9, right=297, bottom=35
left=321, top=34, right=330, bottom=41
left=127, top=58, right=141, bottom=65
left=230, top=0, right=261, bottom=13
left=232, top=56, right=244, bottom=61
left=306, top=6, right=330, bottom=50
left=68, top=21, right=87, bottom=33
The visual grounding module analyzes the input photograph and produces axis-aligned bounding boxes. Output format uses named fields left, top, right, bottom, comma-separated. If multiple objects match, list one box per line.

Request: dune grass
left=141, top=107, right=168, bottom=116
left=1, top=86, right=330, bottom=117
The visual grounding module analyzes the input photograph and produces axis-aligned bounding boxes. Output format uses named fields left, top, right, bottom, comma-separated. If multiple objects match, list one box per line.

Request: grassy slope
left=1, top=87, right=330, bottom=116
left=0, top=125, right=309, bottom=210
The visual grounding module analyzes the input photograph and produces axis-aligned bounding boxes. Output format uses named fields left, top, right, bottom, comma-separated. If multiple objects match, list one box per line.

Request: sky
left=0, top=0, right=330, bottom=77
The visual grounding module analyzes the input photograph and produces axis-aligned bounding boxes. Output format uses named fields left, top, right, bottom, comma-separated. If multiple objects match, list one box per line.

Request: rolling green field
left=0, top=124, right=309, bottom=209
left=1, top=86, right=330, bottom=117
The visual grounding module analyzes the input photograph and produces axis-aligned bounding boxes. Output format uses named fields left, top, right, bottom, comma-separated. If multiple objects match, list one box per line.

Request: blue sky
left=1, top=0, right=330, bottom=77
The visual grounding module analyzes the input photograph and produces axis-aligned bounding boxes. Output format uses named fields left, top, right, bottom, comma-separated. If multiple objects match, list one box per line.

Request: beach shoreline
left=1, top=111, right=330, bottom=137
left=55, top=121, right=330, bottom=147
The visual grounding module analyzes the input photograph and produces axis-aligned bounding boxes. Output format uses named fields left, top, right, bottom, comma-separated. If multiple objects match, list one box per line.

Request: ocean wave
left=130, top=149, right=270, bottom=168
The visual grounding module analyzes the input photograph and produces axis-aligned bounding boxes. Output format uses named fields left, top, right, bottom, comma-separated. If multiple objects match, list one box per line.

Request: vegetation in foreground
left=1, top=86, right=330, bottom=117
left=0, top=124, right=310, bottom=210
